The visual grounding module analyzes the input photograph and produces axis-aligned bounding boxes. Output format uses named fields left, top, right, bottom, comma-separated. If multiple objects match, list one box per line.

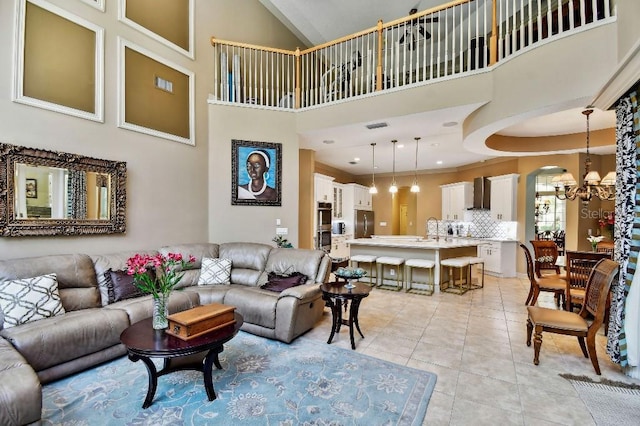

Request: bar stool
left=440, top=257, right=471, bottom=295
left=376, top=256, right=405, bottom=291
left=465, top=256, right=485, bottom=289
left=404, top=259, right=435, bottom=295
left=349, top=255, right=377, bottom=286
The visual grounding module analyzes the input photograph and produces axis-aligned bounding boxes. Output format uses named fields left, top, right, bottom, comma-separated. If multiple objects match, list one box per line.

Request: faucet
left=426, top=217, right=439, bottom=241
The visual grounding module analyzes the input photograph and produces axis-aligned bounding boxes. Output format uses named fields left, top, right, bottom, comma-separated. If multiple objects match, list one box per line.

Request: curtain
left=607, top=88, right=640, bottom=375
left=66, top=170, right=87, bottom=220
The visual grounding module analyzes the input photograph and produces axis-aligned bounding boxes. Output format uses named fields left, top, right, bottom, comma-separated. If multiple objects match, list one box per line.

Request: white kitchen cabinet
left=330, top=233, right=352, bottom=259
left=477, top=240, right=517, bottom=277
left=345, top=183, right=372, bottom=211
left=489, top=174, right=519, bottom=221
left=314, top=173, right=334, bottom=203
left=332, top=183, right=344, bottom=219
left=440, top=182, right=473, bottom=221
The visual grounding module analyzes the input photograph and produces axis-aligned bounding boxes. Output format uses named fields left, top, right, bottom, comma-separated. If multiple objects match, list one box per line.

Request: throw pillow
left=0, top=273, right=65, bottom=328
left=198, top=258, right=232, bottom=285
left=261, top=272, right=308, bottom=292
left=104, top=269, right=149, bottom=303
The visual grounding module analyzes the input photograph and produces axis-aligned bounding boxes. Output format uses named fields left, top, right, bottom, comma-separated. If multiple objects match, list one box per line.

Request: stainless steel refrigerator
left=354, top=210, right=374, bottom=239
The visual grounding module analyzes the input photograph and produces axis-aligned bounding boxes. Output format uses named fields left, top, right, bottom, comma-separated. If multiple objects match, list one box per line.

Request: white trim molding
left=80, top=0, right=105, bottom=12
left=591, top=38, right=640, bottom=109
left=13, top=0, right=105, bottom=122
left=118, top=0, right=194, bottom=60
left=117, top=37, right=195, bottom=146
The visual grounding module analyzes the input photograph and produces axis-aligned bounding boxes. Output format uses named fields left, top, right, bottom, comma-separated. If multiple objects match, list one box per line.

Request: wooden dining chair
left=520, top=243, right=566, bottom=307
left=564, top=250, right=612, bottom=311
left=530, top=240, right=561, bottom=278
left=526, top=258, right=619, bottom=375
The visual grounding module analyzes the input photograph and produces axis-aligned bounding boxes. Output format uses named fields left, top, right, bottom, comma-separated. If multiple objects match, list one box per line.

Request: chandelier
left=389, top=140, right=398, bottom=193
left=410, top=137, right=420, bottom=193
left=369, top=142, right=378, bottom=194
left=553, top=108, right=616, bottom=205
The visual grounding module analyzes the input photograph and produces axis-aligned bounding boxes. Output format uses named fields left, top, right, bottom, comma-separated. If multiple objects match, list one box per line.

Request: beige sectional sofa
left=0, top=242, right=330, bottom=426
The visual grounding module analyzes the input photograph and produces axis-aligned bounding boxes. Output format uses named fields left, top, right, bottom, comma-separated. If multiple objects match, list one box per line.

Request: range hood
left=471, top=177, right=491, bottom=209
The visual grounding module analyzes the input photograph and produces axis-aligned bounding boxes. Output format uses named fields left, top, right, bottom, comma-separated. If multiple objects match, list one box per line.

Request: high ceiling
left=259, top=0, right=617, bottom=176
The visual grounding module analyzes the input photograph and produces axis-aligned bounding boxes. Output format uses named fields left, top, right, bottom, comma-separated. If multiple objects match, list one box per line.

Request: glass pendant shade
left=389, top=140, right=398, bottom=194
left=369, top=142, right=377, bottom=194
left=410, top=137, right=420, bottom=193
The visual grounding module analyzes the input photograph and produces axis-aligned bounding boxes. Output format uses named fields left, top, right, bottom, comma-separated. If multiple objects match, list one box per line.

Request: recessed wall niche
left=117, top=38, right=195, bottom=145
left=118, top=0, right=194, bottom=59
left=13, top=0, right=104, bottom=122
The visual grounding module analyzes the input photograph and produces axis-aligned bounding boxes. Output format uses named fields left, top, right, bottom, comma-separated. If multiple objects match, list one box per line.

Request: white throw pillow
left=198, top=258, right=232, bottom=285
left=0, top=273, right=66, bottom=328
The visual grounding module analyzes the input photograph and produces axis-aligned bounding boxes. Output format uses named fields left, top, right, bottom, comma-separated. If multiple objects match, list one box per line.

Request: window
left=535, top=173, right=566, bottom=236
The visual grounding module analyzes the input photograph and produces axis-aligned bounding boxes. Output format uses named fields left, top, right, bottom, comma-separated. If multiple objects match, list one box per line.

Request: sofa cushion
left=198, top=258, right=232, bottom=285
left=223, top=286, right=278, bottom=329
left=0, top=254, right=100, bottom=311
left=91, top=250, right=159, bottom=307
left=259, top=248, right=325, bottom=285
left=0, top=339, right=42, bottom=426
left=220, top=243, right=272, bottom=286
left=105, top=269, right=147, bottom=303
left=261, top=272, right=308, bottom=292
left=0, top=308, right=130, bottom=372
left=159, top=243, right=220, bottom=288
left=0, top=273, right=65, bottom=329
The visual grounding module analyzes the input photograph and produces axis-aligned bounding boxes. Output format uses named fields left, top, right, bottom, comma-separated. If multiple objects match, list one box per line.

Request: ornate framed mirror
left=0, top=143, right=126, bottom=236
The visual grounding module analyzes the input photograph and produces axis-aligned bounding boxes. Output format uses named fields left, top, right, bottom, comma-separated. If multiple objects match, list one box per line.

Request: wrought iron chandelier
left=553, top=108, right=616, bottom=205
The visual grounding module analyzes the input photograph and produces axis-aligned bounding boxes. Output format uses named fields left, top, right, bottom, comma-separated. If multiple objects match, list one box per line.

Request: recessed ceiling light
left=354, top=157, right=360, bottom=162
left=322, top=140, right=335, bottom=144
left=436, top=160, right=443, bottom=165
left=431, top=143, right=440, bottom=147
left=397, top=144, right=404, bottom=148
left=443, top=121, right=458, bottom=127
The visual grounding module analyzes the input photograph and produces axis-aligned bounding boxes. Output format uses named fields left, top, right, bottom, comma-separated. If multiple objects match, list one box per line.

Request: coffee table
left=120, top=312, right=243, bottom=408
left=320, top=281, right=371, bottom=349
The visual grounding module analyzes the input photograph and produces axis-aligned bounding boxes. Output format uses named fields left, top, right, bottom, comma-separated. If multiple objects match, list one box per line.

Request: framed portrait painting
left=26, top=178, right=37, bottom=198
left=232, top=140, right=281, bottom=206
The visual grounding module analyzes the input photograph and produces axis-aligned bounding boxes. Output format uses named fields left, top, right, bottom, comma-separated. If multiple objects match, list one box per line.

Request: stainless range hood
left=472, top=177, right=491, bottom=209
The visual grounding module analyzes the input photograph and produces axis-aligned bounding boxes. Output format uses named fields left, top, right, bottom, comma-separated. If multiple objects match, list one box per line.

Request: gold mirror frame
left=0, top=143, right=126, bottom=237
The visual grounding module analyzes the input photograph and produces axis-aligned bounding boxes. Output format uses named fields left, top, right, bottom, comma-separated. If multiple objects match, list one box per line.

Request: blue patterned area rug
left=42, top=332, right=436, bottom=425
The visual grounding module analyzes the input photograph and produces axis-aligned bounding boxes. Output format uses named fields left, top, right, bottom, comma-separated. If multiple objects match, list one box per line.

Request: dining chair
left=520, top=243, right=566, bottom=307
left=530, top=240, right=562, bottom=278
left=596, top=240, right=614, bottom=256
left=526, top=258, right=619, bottom=375
left=564, top=250, right=612, bottom=311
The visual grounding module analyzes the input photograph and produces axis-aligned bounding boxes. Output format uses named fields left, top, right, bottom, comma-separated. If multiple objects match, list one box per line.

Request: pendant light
left=410, top=137, right=420, bottom=193
left=369, top=142, right=378, bottom=194
left=389, top=140, right=398, bottom=194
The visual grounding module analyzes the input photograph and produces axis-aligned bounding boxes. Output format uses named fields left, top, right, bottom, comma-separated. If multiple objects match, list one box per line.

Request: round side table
left=320, top=281, right=371, bottom=349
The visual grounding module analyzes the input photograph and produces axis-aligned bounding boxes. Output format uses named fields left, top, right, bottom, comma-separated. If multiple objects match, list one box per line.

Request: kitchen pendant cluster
left=369, top=138, right=422, bottom=195
left=552, top=108, right=616, bottom=205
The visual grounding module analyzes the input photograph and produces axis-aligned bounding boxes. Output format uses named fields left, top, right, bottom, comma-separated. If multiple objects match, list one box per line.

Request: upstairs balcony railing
left=211, top=0, right=613, bottom=110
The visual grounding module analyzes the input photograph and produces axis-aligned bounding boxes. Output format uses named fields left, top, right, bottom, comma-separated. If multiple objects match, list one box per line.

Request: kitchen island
left=347, top=236, right=483, bottom=292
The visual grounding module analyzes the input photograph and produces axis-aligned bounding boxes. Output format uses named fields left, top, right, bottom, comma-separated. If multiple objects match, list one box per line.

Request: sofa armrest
left=278, top=282, right=321, bottom=302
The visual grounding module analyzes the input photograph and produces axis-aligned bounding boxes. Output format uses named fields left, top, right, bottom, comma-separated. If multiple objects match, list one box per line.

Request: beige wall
left=208, top=105, right=299, bottom=246
left=126, top=0, right=190, bottom=51
left=0, top=0, right=303, bottom=259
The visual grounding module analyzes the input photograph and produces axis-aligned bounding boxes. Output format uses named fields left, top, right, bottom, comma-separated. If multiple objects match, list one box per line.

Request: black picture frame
left=232, top=139, right=281, bottom=206
left=25, top=178, right=37, bottom=198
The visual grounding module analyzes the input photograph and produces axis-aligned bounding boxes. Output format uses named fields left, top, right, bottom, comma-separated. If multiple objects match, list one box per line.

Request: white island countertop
left=346, top=237, right=482, bottom=250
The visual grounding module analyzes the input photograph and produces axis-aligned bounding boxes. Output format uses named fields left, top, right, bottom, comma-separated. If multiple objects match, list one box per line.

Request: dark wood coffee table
left=321, top=281, right=371, bottom=349
left=120, top=312, right=243, bottom=408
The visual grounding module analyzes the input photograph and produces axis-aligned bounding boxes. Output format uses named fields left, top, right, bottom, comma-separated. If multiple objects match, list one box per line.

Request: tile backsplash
left=427, top=210, right=517, bottom=240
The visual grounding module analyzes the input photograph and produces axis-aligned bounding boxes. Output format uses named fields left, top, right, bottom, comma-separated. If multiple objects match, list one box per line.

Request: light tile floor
left=300, top=274, right=640, bottom=425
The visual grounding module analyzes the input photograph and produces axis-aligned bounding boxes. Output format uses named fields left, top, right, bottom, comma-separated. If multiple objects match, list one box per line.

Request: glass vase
left=152, top=294, right=169, bottom=330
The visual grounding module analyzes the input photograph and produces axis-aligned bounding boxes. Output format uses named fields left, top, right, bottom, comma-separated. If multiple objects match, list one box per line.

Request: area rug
left=42, top=332, right=437, bottom=425
left=560, top=374, right=640, bottom=426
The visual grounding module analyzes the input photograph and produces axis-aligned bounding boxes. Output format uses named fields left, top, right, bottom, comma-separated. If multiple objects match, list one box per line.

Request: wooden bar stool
left=440, top=257, right=471, bottom=295
left=349, top=255, right=377, bottom=285
left=404, top=259, right=435, bottom=295
left=465, top=256, right=485, bottom=289
left=376, top=256, right=405, bottom=291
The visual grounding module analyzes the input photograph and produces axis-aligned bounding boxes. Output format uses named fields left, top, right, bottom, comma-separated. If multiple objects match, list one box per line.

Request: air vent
left=365, top=122, right=388, bottom=130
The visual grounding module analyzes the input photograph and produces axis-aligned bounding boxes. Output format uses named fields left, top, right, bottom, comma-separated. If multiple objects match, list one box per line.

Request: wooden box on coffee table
left=166, top=303, right=236, bottom=340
